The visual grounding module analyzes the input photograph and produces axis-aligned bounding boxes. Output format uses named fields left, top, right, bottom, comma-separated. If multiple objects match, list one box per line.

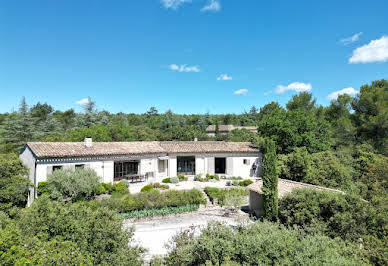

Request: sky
left=0, top=0, right=387, bottom=114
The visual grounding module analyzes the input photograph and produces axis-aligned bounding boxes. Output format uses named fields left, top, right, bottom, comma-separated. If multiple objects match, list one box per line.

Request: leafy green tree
left=278, top=147, right=310, bottom=182
left=262, top=139, right=278, bottom=221
left=17, top=196, right=144, bottom=265
left=352, top=79, right=388, bottom=154
left=30, top=102, right=54, bottom=122
left=0, top=154, right=30, bottom=214
left=1, top=97, right=36, bottom=152
left=286, top=92, right=317, bottom=112
left=46, top=168, right=101, bottom=201
left=164, top=221, right=365, bottom=265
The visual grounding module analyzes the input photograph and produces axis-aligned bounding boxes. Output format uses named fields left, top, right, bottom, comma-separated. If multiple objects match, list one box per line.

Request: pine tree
left=262, top=138, right=278, bottom=221
left=1, top=97, right=36, bottom=152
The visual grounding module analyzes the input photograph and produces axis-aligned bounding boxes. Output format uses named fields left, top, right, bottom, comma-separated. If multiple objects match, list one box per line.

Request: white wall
left=35, top=160, right=115, bottom=184
left=19, top=147, right=36, bottom=206
left=168, top=156, right=177, bottom=177
left=195, top=156, right=205, bottom=176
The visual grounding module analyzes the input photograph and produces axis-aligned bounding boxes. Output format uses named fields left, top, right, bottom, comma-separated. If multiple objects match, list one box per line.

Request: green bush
left=113, top=182, right=129, bottom=194
left=177, top=175, right=188, bottom=181
left=194, top=175, right=202, bottom=181
left=162, top=178, right=171, bottom=183
left=98, top=189, right=206, bottom=213
left=238, top=179, right=253, bottom=187
left=279, top=188, right=387, bottom=264
left=46, top=168, right=100, bottom=201
left=140, top=185, right=154, bottom=192
left=0, top=154, right=30, bottom=214
left=37, top=181, right=52, bottom=196
left=152, top=183, right=169, bottom=190
left=204, top=187, right=248, bottom=206
left=101, top=182, right=114, bottom=193
left=94, top=183, right=106, bottom=195
left=15, top=196, right=145, bottom=265
left=118, top=205, right=199, bottom=219
left=164, top=221, right=365, bottom=265
left=170, top=176, right=179, bottom=184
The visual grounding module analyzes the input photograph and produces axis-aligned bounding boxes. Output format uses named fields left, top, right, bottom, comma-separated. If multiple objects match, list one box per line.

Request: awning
left=158, top=156, right=169, bottom=160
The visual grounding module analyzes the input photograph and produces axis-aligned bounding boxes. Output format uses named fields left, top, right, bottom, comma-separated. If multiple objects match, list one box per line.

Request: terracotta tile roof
left=247, top=178, right=343, bottom=198
left=27, top=141, right=165, bottom=158
left=159, top=141, right=259, bottom=153
left=26, top=141, right=260, bottom=159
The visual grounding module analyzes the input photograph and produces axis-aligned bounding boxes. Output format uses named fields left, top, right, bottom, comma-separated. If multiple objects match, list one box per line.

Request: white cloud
left=327, top=87, right=358, bottom=100
left=76, top=98, right=90, bottom=105
left=161, top=0, right=191, bottom=9
left=217, top=74, right=232, bottom=81
left=234, top=89, right=248, bottom=95
left=169, top=64, right=200, bottom=72
left=275, top=82, right=312, bottom=94
left=349, top=36, right=388, bottom=63
left=201, top=0, right=221, bottom=12
left=340, top=32, right=362, bottom=45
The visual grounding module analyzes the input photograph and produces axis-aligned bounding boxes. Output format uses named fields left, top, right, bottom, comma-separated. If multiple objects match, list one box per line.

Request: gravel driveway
left=124, top=208, right=248, bottom=259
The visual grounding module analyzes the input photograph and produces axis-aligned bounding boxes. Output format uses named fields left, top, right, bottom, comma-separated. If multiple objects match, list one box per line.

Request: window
left=243, top=159, right=250, bottom=165
left=53, top=165, right=63, bottom=172
left=114, top=161, right=139, bottom=178
left=75, top=164, right=85, bottom=169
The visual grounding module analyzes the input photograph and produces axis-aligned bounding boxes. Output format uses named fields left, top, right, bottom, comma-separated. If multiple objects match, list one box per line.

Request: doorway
left=215, top=157, right=226, bottom=174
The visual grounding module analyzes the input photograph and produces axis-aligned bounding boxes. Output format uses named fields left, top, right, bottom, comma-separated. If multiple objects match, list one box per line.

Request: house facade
left=20, top=139, right=262, bottom=205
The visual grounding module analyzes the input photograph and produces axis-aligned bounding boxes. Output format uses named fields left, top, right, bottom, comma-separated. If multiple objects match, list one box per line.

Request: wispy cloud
left=340, top=32, right=362, bottom=45
left=169, top=64, right=200, bottom=72
left=327, top=87, right=358, bottom=100
left=76, top=98, right=90, bottom=105
left=234, top=89, right=248, bottom=95
left=217, top=74, right=232, bottom=81
left=349, top=35, right=388, bottom=63
left=275, top=82, right=312, bottom=94
left=201, top=0, right=221, bottom=12
left=161, top=0, right=191, bottom=9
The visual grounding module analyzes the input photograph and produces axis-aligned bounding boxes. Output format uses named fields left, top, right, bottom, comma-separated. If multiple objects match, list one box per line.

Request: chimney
left=84, top=138, right=93, bottom=148
left=194, top=137, right=198, bottom=142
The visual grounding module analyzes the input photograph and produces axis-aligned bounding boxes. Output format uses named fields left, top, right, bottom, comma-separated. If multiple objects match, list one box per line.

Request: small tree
left=262, top=139, right=278, bottom=221
left=46, top=168, right=100, bottom=201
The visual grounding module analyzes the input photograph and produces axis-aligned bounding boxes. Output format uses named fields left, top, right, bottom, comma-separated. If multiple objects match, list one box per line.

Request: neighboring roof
left=206, top=125, right=258, bottom=132
left=247, top=178, right=343, bottom=198
left=26, top=141, right=260, bottom=159
left=159, top=141, right=259, bottom=154
left=206, top=125, right=235, bottom=132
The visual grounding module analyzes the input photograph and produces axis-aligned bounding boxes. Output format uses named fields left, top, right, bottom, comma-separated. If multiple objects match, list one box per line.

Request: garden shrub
left=112, top=182, right=129, bottom=194
left=37, top=181, right=52, bottom=196
left=204, top=187, right=248, bottom=206
left=16, top=196, right=145, bottom=265
left=177, top=175, right=188, bottom=181
left=46, top=168, right=100, bottom=201
left=140, top=185, right=154, bottom=192
left=152, top=183, right=169, bottom=190
left=94, top=183, right=106, bottom=195
left=170, top=176, right=179, bottom=184
left=238, top=179, right=253, bottom=187
left=162, top=178, right=171, bottom=183
left=118, top=205, right=199, bottom=219
left=101, top=189, right=206, bottom=213
left=279, top=188, right=387, bottom=264
left=101, top=182, right=114, bottom=193
left=193, top=175, right=202, bottom=181
left=164, top=221, right=365, bottom=265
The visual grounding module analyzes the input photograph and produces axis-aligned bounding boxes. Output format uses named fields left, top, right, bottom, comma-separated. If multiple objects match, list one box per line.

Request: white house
left=20, top=138, right=262, bottom=205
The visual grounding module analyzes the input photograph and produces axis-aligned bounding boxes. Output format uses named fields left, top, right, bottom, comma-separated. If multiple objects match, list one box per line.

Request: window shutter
left=207, top=157, right=215, bottom=174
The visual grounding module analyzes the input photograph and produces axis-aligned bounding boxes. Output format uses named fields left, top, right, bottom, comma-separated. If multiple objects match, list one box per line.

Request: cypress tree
left=262, top=138, right=278, bottom=221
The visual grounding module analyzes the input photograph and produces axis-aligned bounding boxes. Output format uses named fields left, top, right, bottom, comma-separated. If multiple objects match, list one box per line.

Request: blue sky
left=1, top=0, right=387, bottom=114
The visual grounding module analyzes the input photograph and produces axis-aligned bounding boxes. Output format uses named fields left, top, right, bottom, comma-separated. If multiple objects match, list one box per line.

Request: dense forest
left=0, top=79, right=387, bottom=265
